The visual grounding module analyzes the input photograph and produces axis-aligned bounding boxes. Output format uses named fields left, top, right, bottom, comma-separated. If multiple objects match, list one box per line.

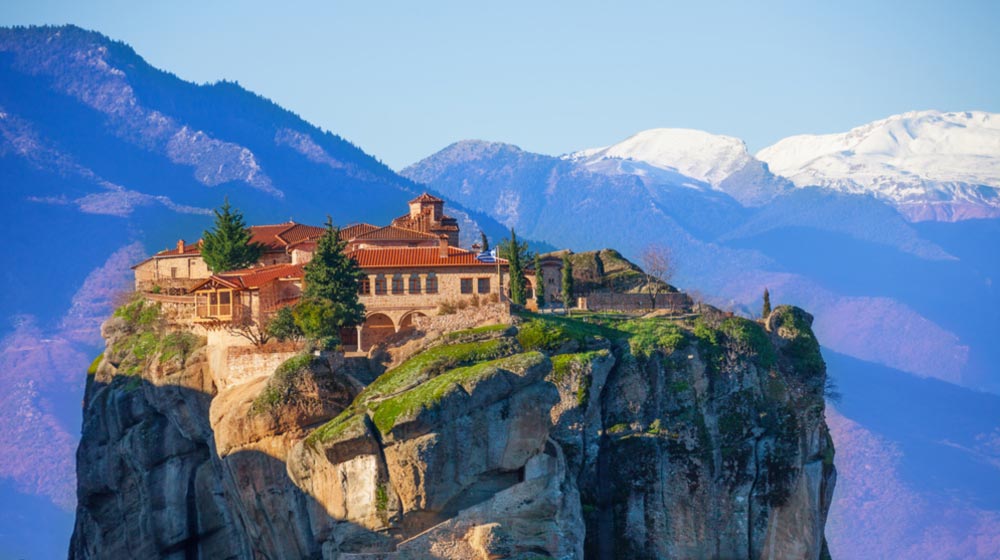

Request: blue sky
left=2, top=0, right=998, bottom=169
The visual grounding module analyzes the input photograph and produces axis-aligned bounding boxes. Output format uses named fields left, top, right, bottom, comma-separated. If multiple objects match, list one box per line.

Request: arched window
left=409, top=274, right=421, bottom=294
left=425, top=273, right=438, bottom=294
left=392, top=274, right=405, bottom=294
left=374, top=274, right=387, bottom=295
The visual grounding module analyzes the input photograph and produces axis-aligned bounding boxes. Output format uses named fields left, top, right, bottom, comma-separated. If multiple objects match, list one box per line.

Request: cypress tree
left=201, top=198, right=263, bottom=272
left=762, top=288, right=772, bottom=318
left=561, top=253, right=574, bottom=312
left=534, top=254, right=545, bottom=308
left=480, top=231, right=490, bottom=253
left=506, top=229, right=526, bottom=305
left=300, top=217, right=366, bottom=340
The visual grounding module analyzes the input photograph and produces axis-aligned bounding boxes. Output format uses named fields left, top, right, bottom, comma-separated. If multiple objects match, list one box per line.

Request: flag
left=477, top=248, right=497, bottom=263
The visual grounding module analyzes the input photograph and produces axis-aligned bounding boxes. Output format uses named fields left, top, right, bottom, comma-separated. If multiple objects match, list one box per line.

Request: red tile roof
left=276, top=223, right=326, bottom=245
left=193, top=263, right=304, bottom=291
left=409, top=192, right=444, bottom=204
left=152, top=244, right=201, bottom=257
left=250, top=222, right=325, bottom=251
left=338, top=223, right=379, bottom=241
left=346, top=247, right=508, bottom=269
left=353, top=225, right=441, bottom=242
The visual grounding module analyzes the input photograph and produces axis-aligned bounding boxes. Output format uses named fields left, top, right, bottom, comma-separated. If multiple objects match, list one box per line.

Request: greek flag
left=477, top=248, right=498, bottom=263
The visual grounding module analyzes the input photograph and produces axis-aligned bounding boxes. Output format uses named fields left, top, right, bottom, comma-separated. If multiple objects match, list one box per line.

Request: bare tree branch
left=639, top=243, right=674, bottom=312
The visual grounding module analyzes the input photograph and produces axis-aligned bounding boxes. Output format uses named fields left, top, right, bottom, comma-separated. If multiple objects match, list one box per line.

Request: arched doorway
left=360, top=313, right=395, bottom=351
left=399, top=311, right=427, bottom=332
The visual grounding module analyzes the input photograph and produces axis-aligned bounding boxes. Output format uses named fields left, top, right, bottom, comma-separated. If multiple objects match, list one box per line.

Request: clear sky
left=2, top=0, right=998, bottom=169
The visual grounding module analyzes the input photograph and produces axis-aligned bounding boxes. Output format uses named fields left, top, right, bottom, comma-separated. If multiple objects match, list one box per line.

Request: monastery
left=131, top=194, right=561, bottom=352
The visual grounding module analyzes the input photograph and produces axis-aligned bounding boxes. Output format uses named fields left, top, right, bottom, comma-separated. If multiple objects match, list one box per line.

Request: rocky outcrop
left=71, top=299, right=835, bottom=559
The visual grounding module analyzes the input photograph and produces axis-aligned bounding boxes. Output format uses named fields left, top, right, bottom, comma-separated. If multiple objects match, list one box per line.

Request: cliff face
left=71, top=300, right=834, bottom=559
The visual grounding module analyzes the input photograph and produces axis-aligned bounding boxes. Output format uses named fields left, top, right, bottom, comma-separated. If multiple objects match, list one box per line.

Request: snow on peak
left=567, top=128, right=753, bottom=186
left=756, top=110, right=1000, bottom=192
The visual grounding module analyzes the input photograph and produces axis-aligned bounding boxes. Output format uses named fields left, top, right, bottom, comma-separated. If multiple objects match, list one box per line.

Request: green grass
left=309, top=337, right=524, bottom=443
left=515, top=310, right=618, bottom=352
left=306, top=412, right=367, bottom=446
left=359, top=337, right=516, bottom=404
left=158, top=331, right=202, bottom=364
left=113, top=295, right=161, bottom=329
left=375, top=483, right=389, bottom=513
left=770, top=307, right=826, bottom=378
left=720, top=317, right=777, bottom=368
left=549, top=350, right=609, bottom=407
left=617, top=319, right=685, bottom=358
left=87, top=354, right=103, bottom=376
left=369, top=352, right=546, bottom=433
left=443, top=323, right=509, bottom=341
left=607, top=423, right=630, bottom=434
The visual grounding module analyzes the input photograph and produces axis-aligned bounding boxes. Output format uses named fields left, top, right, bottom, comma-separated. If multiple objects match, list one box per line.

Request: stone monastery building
left=132, top=194, right=513, bottom=351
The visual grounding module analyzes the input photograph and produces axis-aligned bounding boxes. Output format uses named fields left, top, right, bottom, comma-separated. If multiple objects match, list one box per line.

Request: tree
left=761, top=288, right=772, bottom=318
left=300, top=217, right=366, bottom=346
left=534, top=254, right=545, bottom=308
left=501, top=228, right=528, bottom=305
left=201, top=198, right=264, bottom=273
left=480, top=231, right=490, bottom=253
left=293, top=298, right=340, bottom=349
left=267, top=305, right=302, bottom=342
left=639, top=243, right=674, bottom=312
left=228, top=315, right=272, bottom=347
left=561, top=253, right=574, bottom=313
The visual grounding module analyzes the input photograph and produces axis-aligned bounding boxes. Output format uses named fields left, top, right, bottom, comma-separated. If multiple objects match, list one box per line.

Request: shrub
left=267, top=306, right=302, bottom=342
left=293, top=298, right=340, bottom=349
left=249, top=353, right=317, bottom=415
left=158, top=331, right=201, bottom=364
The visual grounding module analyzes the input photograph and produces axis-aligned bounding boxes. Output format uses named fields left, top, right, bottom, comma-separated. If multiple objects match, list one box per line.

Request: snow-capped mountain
left=568, top=128, right=751, bottom=186
left=565, top=128, right=791, bottom=206
left=757, top=110, right=1000, bottom=221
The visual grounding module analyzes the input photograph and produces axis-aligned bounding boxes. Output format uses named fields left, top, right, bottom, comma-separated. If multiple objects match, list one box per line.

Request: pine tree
left=300, top=217, right=366, bottom=343
left=762, top=288, right=772, bottom=318
left=201, top=198, right=263, bottom=272
left=480, top=231, right=490, bottom=253
left=534, top=254, right=545, bottom=308
left=561, top=253, right=574, bottom=313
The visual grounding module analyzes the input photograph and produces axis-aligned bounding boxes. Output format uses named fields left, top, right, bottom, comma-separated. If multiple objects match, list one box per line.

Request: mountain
left=565, top=127, right=792, bottom=206
left=404, top=127, right=1000, bottom=559
left=0, top=24, right=523, bottom=560
left=757, top=110, right=1000, bottom=221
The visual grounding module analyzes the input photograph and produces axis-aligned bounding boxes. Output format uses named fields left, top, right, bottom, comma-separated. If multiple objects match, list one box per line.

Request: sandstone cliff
left=70, top=298, right=834, bottom=559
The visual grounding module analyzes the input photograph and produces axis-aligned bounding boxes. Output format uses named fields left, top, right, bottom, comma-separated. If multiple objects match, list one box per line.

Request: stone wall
left=221, top=343, right=304, bottom=390
left=577, top=291, right=691, bottom=312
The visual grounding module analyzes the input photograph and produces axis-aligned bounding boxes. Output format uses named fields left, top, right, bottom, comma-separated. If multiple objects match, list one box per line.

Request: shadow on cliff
left=71, top=374, right=390, bottom=560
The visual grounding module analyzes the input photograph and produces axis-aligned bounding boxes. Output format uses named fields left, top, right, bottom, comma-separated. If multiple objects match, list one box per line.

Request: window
left=392, top=274, right=405, bottom=294
left=170, top=267, right=178, bottom=279
left=461, top=278, right=474, bottom=294
left=358, top=276, right=371, bottom=295
left=477, top=277, right=491, bottom=294
left=219, top=290, right=232, bottom=317
left=409, top=274, right=421, bottom=294
left=426, top=273, right=438, bottom=293
left=375, top=275, right=387, bottom=295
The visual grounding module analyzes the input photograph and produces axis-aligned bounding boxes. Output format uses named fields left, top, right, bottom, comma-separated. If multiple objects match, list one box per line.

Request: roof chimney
left=439, top=236, right=449, bottom=259
left=177, top=239, right=185, bottom=253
